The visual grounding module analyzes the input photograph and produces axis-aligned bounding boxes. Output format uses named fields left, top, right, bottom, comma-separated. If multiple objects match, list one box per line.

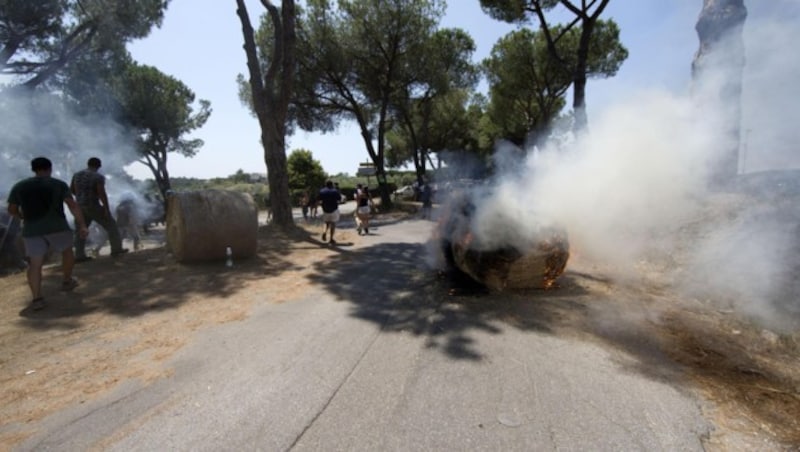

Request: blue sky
left=126, top=0, right=701, bottom=179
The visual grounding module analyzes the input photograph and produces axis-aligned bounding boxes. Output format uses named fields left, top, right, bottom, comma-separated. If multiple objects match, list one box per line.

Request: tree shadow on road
left=308, top=236, right=800, bottom=447
left=305, top=237, right=694, bottom=382
left=307, top=240, right=593, bottom=361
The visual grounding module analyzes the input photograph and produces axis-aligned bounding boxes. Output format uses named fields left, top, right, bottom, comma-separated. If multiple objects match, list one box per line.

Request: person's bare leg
left=62, top=247, right=75, bottom=282
left=27, top=255, right=45, bottom=300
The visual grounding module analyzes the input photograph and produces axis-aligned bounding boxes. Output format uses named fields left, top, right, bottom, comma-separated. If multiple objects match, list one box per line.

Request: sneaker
left=61, top=277, right=79, bottom=292
left=322, top=233, right=327, bottom=241
left=329, top=239, right=337, bottom=245
left=31, top=297, right=45, bottom=311
left=75, top=256, right=94, bottom=263
left=111, top=248, right=129, bottom=257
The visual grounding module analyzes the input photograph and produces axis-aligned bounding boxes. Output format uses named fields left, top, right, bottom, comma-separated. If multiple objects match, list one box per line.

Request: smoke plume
left=464, top=3, right=800, bottom=330
left=0, top=89, right=156, bottom=225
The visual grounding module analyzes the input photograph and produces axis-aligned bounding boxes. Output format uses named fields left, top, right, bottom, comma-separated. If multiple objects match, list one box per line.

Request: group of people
left=315, top=180, right=375, bottom=245
left=8, top=160, right=420, bottom=308
left=300, top=191, right=318, bottom=222
left=6, top=156, right=132, bottom=310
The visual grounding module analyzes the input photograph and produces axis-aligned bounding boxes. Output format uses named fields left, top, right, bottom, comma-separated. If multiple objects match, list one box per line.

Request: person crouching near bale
left=355, top=186, right=375, bottom=235
left=318, top=180, right=341, bottom=245
left=116, top=197, right=142, bottom=250
left=6, top=157, right=89, bottom=311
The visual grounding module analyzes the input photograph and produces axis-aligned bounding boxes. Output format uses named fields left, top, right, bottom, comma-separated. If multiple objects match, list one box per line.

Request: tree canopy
left=287, top=148, right=327, bottom=192
left=113, top=62, right=211, bottom=198
left=386, top=89, right=485, bottom=170
left=0, top=0, right=169, bottom=89
left=241, top=0, right=458, bottom=206
left=233, top=0, right=632, bottom=189
left=388, top=27, right=479, bottom=182
left=480, top=0, right=627, bottom=131
left=481, top=27, right=569, bottom=147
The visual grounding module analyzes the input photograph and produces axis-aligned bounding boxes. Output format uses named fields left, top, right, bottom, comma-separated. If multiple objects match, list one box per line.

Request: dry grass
left=0, top=221, right=340, bottom=447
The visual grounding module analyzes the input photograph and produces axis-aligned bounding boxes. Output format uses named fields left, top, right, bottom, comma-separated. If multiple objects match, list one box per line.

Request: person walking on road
left=420, top=180, right=433, bottom=220
left=301, top=191, right=310, bottom=222
left=355, top=186, right=375, bottom=235
left=309, top=191, right=319, bottom=220
left=318, top=181, right=341, bottom=245
left=71, top=157, right=128, bottom=261
left=6, top=157, right=89, bottom=310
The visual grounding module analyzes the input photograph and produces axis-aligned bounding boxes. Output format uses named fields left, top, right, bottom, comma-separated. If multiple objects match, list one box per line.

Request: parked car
left=393, top=185, right=416, bottom=200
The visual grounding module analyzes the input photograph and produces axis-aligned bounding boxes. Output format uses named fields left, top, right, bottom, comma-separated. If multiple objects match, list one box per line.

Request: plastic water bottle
left=225, top=246, right=233, bottom=268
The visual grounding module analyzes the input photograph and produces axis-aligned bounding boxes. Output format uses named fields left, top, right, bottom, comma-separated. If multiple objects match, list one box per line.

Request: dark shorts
left=23, top=230, right=73, bottom=258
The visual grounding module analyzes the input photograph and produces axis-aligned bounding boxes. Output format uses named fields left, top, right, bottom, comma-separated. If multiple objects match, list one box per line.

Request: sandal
left=61, top=278, right=79, bottom=292
left=31, top=297, right=45, bottom=311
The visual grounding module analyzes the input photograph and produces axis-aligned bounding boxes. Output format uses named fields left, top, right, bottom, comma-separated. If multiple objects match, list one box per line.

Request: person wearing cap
left=6, top=157, right=89, bottom=310
left=70, top=157, right=128, bottom=261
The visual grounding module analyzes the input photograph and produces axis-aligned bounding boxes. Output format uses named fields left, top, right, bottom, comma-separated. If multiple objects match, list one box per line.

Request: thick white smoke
left=0, top=90, right=158, bottom=228
left=472, top=91, right=720, bottom=265
left=740, top=3, right=800, bottom=173
left=467, top=3, right=800, bottom=330
left=1, top=91, right=135, bottom=187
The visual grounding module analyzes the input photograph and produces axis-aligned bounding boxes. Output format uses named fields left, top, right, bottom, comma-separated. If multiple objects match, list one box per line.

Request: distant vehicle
left=393, top=185, right=416, bottom=200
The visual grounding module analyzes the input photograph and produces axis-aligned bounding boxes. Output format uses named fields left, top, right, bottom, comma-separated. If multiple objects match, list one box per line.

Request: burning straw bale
left=166, top=190, right=258, bottom=263
left=434, top=192, right=570, bottom=291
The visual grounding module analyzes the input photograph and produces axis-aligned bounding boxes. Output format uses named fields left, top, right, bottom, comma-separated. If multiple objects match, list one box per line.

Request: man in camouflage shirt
left=71, top=157, right=128, bottom=261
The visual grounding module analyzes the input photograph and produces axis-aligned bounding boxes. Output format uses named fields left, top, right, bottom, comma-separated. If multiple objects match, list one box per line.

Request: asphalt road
left=18, top=214, right=710, bottom=451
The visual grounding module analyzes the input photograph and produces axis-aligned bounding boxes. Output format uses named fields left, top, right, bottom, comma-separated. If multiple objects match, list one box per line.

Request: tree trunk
left=400, top=108, right=426, bottom=185
left=533, top=0, right=610, bottom=133
left=140, top=150, right=172, bottom=211
left=236, top=0, right=296, bottom=228
left=693, top=0, right=747, bottom=187
left=262, top=126, right=292, bottom=225
left=374, top=157, right=392, bottom=208
left=572, top=19, right=594, bottom=132
left=354, top=107, right=393, bottom=209
left=571, top=74, right=588, bottom=132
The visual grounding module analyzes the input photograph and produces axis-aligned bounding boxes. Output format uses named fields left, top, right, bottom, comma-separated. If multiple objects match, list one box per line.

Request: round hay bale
left=451, top=228, right=570, bottom=291
left=166, top=190, right=258, bottom=263
left=434, top=192, right=569, bottom=291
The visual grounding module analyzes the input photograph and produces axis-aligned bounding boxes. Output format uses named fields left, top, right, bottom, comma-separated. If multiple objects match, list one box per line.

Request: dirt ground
left=1, top=207, right=799, bottom=450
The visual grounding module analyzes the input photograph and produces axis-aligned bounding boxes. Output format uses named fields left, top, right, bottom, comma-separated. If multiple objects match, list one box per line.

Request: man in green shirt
left=7, top=157, right=89, bottom=310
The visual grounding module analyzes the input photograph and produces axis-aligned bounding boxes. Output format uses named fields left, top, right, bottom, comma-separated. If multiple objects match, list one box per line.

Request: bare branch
left=261, top=0, right=282, bottom=103
left=22, top=21, right=98, bottom=88
left=235, top=0, right=267, bottom=117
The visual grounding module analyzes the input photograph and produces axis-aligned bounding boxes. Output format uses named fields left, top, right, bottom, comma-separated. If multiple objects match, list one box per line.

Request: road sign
left=357, top=166, right=376, bottom=176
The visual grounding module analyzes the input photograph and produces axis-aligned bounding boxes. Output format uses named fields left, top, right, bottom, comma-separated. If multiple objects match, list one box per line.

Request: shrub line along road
left=16, top=206, right=710, bottom=451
